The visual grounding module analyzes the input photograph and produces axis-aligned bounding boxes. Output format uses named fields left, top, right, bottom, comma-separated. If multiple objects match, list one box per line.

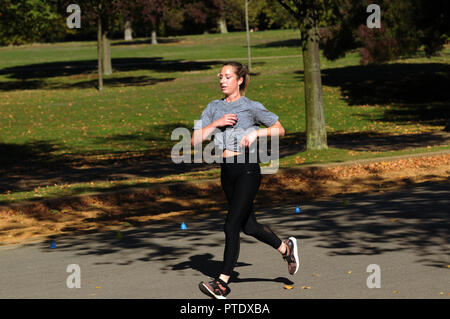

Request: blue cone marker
left=295, top=206, right=301, bottom=213
left=50, top=241, right=56, bottom=249
left=181, top=222, right=187, bottom=230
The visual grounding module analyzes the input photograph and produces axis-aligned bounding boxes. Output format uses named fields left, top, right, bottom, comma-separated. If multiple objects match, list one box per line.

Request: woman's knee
left=242, top=222, right=259, bottom=237
left=223, top=220, right=240, bottom=236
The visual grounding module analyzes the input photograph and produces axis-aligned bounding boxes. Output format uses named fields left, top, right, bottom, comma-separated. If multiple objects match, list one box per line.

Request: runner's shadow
left=172, top=253, right=293, bottom=285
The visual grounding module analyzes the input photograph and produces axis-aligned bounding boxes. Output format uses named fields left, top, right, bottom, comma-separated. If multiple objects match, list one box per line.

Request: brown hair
left=222, top=61, right=250, bottom=93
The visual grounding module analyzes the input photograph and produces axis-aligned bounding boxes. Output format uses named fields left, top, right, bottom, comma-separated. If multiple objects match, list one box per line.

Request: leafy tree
left=211, top=0, right=298, bottom=32
left=320, top=0, right=450, bottom=64
left=181, top=0, right=221, bottom=34
left=0, top=0, right=65, bottom=46
left=120, top=0, right=183, bottom=41
left=138, top=0, right=168, bottom=44
left=249, top=0, right=297, bottom=31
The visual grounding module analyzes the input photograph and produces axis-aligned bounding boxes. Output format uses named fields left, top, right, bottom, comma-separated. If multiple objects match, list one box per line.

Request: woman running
left=191, top=61, right=299, bottom=299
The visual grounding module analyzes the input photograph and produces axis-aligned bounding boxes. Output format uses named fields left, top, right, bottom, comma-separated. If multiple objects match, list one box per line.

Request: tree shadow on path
left=265, top=180, right=449, bottom=269
left=172, top=253, right=294, bottom=285
left=20, top=181, right=449, bottom=272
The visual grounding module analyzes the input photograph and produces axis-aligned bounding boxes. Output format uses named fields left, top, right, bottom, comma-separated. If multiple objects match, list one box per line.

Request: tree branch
left=276, top=0, right=300, bottom=20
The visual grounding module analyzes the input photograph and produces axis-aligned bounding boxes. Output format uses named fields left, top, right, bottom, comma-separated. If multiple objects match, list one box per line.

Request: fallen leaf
left=283, top=285, right=294, bottom=290
left=301, top=286, right=311, bottom=289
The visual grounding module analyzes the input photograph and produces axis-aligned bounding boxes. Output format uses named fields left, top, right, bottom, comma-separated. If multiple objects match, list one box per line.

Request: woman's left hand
left=240, top=130, right=258, bottom=149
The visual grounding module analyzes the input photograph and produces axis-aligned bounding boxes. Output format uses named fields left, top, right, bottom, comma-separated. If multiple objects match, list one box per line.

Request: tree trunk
left=217, top=0, right=228, bottom=33
left=102, top=32, right=112, bottom=75
left=124, top=20, right=133, bottom=41
left=97, top=16, right=103, bottom=91
left=302, top=26, right=327, bottom=150
left=218, top=17, right=228, bottom=33
left=151, top=30, right=158, bottom=44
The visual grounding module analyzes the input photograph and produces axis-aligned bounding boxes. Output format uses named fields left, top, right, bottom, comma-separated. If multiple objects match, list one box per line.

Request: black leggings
left=220, top=157, right=282, bottom=276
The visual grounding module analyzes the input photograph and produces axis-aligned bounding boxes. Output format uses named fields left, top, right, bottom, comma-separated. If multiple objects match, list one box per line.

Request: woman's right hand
left=214, top=113, right=237, bottom=128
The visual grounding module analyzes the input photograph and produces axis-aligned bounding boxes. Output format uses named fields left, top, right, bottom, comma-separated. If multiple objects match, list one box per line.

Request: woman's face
left=218, top=65, right=242, bottom=96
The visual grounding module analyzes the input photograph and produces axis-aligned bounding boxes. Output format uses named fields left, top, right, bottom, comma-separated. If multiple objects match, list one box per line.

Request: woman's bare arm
left=191, top=113, right=237, bottom=146
left=256, top=120, right=285, bottom=138
left=191, top=122, right=218, bottom=146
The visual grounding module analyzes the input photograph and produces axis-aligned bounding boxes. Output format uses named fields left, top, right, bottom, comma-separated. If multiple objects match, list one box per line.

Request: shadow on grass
left=253, top=39, right=300, bottom=48
left=0, top=141, right=214, bottom=196
left=55, top=76, right=175, bottom=89
left=112, top=38, right=181, bottom=46
left=0, top=122, right=216, bottom=195
left=0, top=76, right=177, bottom=91
left=0, top=57, right=222, bottom=91
left=296, top=63, right=450, bottom=127
left=328, top=131, right=449, bottom=152
left=281, top=130, right=449, bottom=153
left=0, top=127, right=448, bottom=196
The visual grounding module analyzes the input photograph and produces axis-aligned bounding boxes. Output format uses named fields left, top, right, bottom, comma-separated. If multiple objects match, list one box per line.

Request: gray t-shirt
left=193, top=96, right=279, bottom=152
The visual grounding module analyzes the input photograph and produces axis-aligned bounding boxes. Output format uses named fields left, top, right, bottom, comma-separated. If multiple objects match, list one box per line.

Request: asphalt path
left=0, top=181, right=448, bottom=299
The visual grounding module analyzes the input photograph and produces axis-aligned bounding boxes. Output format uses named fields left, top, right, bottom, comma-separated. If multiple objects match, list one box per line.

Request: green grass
left=0, top=29, right=448, bottom=204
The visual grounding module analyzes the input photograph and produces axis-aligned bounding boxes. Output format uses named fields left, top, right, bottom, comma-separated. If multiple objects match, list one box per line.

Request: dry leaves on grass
left=325, top=154, right=450, bottom=180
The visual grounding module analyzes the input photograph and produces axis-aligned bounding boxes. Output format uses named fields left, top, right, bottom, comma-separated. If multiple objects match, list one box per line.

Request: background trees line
left=1, top=1, right=447, bottom=65
left=0, top=0, right=297, bottom=46
left=1, top=1, right=447, bottom=63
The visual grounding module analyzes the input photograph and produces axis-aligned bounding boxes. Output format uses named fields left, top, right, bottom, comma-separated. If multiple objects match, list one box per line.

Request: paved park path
left=0, top=179, right=448, bottom=299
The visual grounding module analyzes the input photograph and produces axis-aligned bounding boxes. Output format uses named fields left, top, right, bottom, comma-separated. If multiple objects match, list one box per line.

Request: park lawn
left=0, top=29, right=448, bottom=204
